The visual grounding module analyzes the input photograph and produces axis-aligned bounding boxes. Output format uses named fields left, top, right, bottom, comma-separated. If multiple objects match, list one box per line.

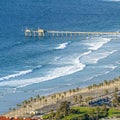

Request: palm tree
left=50, top=109, right=54, bottom=119
left=34, top=98, right=37, bottom=102
left=61, top=95, right=64, bottom=100
left=36, top=94, right=40, bottom=101
left=51, top=95, right=54, bottom=104
left=59, top=101, right=71, bottom=117
left=16, top=104, right=21, bottom=107
left=99, top=83, right=103, bottom=87
left=79, top=95, right=83, bottom=105
left=76, top=87, right=79, bottom=92
left=85, top=96, right=93, bottom=103
left=42, top=96, right=45, bottom=105
left=55, top=110, right=60, bottom=119
left=92, top=84, right=97, bottom=88
left=56, top=97, right=59, bottom=102
left=45, top=99, right=47, bottom=104
left=58, top=93, right=61, bottom=99
left=79, top=95, right=83, bottom=100
left=22, top=100, right=27, bottom=106
left=105, top=89, right=109, bottom=95
left=30, top=97, right=33, bottom=102
left=88, top=86, right=92, bottom=90
left=112, top=93, right=119, bottom=107
left=53, top=94, right=56, bottom=102
left=73, top=96, right=78, bottom=104
left=96, top=106, right=100, bottom=120
left=101, top=105, right=109, bottom=116
left=27, top=100, right=31, bottom=104
left=112, top=99, right=117, bottom=107
left=73, top=89, right=76, bottom=93
left=115, top=87, right=119, bottom=92
left=104, top=80, right=108, bottom=85
left=13, top=108, right=16, bottom=111
left=69, top=89, right=72, bottom=96
left=89, top=109, right=95, bottom=120
left=38, top=97, right=42, bottom=107
left=63, top=92, right=66, bottom=98
left=41, top=96, right=45, bottom=102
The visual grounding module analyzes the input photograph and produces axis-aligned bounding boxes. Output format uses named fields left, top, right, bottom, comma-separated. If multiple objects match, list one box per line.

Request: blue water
left=0, top=0, right=120, bottom=114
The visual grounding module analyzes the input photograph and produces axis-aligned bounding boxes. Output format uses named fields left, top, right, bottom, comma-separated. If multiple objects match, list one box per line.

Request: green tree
left=58, top=93, right=61, bottom=98
left=55, top=110, right=61, bottom=119
left=105, top=89, right=109, bottom=95
left=96, top=106, right=100, bottom=120
left=104, top=80, right=108, bottom=85
left=30, top=97, right=33, bottom=102
left=59, top=101, right=71, bottom=117
left=50, top=109, right=55, bottom=119
left=63, top=92, right=67, bottom=98
left=51, top=95, right=54, bottom=104
left=101, top=105, right=109, bottom=117
left=16, top=104, right=21, bottom=107
left=115, top=87, right=119, bottom=92
left=45, top=99, right=47, bottom=104
left=72, top=89, right=76, bottom=93
left=73, top=96, right=78, bottom=104
left=112, top=93, right=120, bottom=107
left=69, top=89, right=72, bottom=96
left=76, top=87, right=79, bottom=92
left=89, top=109, right=95, bottom=120
left=78, top=95, right=83, bottom=105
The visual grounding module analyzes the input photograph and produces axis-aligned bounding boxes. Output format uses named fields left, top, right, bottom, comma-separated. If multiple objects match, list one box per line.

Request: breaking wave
left=0, top=69, right=32, bottom=81
left=81, top=50, right=117, bottom=64
left=0, top=56, right=85, bottom=88
left=84, top=64, right=118, bottom=82
left=85, top=38, right=111, bottom=51
left=55, top=42, right=70, bottom=50
left=0, top=37, right=115, bottom=88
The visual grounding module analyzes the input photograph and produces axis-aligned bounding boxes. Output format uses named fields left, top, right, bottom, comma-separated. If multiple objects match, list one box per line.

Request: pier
left=25, top=28, right=120, bottom=37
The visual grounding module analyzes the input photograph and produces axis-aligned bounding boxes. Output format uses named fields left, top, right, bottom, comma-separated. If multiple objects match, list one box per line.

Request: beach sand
left=3, top=77, right=120, bottom=117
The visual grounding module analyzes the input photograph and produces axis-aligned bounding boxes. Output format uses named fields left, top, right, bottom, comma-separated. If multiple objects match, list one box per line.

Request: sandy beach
left=3, top=77, right=120, bottom=118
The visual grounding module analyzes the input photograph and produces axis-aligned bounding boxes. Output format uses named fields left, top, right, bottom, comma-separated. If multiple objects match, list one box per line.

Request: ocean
left=0, top=0, right=120, bottom=114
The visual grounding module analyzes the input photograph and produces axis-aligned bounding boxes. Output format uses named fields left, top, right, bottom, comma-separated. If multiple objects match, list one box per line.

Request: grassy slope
left=108, top=108, right=120, bottom=117
left=43, top=107, right=120, bottom=120
left=63, top=107, right=92, bottom=120
left=63, top=107, right=120, bottom=120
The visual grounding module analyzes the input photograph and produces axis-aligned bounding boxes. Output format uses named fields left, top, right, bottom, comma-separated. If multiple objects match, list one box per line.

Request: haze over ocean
left=0, top=0, right=120, bottom=114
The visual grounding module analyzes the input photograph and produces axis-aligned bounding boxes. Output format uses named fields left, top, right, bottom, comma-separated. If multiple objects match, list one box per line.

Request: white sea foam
left=52, top=51, right=92, bottom=66
left=0, top=37, right=115, bottom=88
left=102, top=64, right=117, bottom=69
left=0, top=57, right=85, bottom=88
left=85, top=38, right=111, bottom=51
left=85, top=65, right=118, bottom=82
left=33, top=65, right=42, bottom=70
left=82, top=50, right=117, bottom=64
left=55, top=42, right=69, bottom=50
left=80, top=51, right=92, bottom=56
left=0, top=69, right=32, bottom=81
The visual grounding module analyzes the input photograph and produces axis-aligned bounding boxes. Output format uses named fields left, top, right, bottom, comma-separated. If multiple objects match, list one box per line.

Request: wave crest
left=81, top=50, right=117, bottom=64
left=55, top=42, right=70, bottom=50
left=0, top=57, right=85, bottom=88
left=85, top=38, right=111, bottom=51
left=0, top=69, right=32, bottom=81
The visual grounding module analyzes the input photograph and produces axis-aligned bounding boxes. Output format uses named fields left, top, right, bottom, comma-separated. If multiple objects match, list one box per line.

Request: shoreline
left=3, top=76, right=120, bottom=117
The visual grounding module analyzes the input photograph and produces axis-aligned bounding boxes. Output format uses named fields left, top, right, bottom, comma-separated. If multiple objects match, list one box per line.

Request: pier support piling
left=24, top=29, right=120, bottom=39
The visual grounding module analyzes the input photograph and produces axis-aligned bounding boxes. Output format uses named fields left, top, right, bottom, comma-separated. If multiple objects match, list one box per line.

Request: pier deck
left=25, top=28, right=120, bottom=37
